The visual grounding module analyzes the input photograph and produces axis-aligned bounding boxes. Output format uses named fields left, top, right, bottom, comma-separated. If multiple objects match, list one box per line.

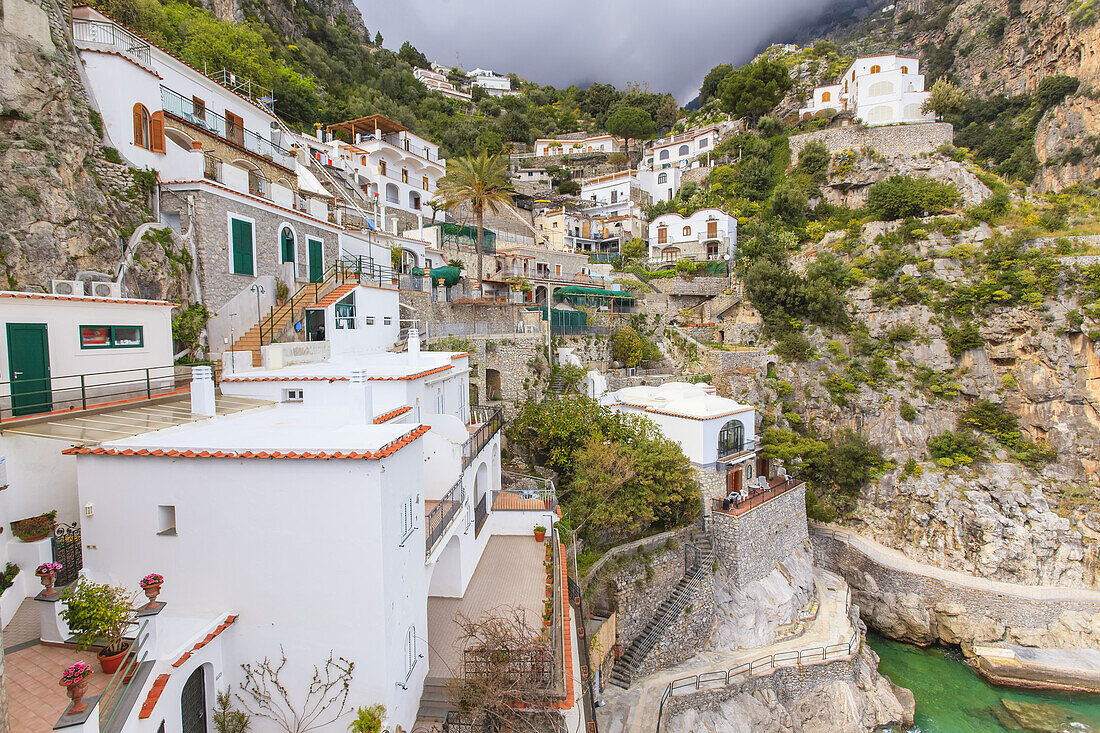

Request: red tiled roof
left=0, top=291, right=177, bottom=307
left=62, top=425, right=431, bottom=461
left=449, top=352, right=472, bottom=359
left=173, top=615, right=239, bottom=667
left=615, top=401, right=752, bottom=422
left=138, top=673, right=170, bottom=719
left=373, top=405, right=411, bottom=424
left=220, top=365, right=453, bottom=384
left=313, top=283, right=357, bottom=309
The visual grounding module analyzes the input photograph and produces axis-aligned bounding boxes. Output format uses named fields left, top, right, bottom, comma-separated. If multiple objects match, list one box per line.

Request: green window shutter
left=231, top=218, right=254, bottom=276
left=281, top=228, right=295, bottom=263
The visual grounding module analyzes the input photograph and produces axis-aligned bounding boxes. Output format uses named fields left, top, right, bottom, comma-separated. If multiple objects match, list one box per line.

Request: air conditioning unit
left=90, top=281, right=121, bottom=298
left=51, top=279, right=85, bottom=296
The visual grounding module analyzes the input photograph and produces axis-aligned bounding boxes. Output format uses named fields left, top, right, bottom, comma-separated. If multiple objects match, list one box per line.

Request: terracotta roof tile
left=62, top=425, right=431, bottom=461
left=173, top=614, right=239, bottom=667
left=138, top=673, right=171, bottom=718
left=373, top=405, right=412, bottom=424
left=0, top=291, right=177, bottom=307
left=313, top=283, right=357, bottom=309
left=222, top=365, right=453, bottom=384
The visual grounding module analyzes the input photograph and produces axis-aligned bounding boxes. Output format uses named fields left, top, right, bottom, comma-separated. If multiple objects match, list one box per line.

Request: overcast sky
left=356, top=0, right=841, bottom=103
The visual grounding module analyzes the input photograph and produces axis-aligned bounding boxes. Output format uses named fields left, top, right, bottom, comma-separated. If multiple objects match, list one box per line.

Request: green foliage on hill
left=508, top=397, right=699, bottom=544
left=716, top=60, right=793, bottom=123
left=866, top=176, right=962, bottom=220
left=90, top=0, right=676, bottom=156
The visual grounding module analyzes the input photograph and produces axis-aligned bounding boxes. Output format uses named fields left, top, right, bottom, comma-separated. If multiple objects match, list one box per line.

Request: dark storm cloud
left=356, top=0, right=838, bottom=102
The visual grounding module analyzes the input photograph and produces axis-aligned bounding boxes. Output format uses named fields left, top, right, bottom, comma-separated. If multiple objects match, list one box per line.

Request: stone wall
left=634, top=563, right=717, bottom=678
left=429, top=333, right=546, bottom=408
left=650, top=276, right=729, bottom=296
left=612, top=540, right=693, bottom=646
left=788, top=122, right=953, bottom=161
left=811, top=527, right=1100, bottom=648
left=712, top=484, right=809, bottom=588
left=695, top=466, right=726, bottom=508
left=700, top=346, right=775, bottom=380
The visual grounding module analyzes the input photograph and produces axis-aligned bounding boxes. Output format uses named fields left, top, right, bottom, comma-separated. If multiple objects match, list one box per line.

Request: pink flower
left=140, top=573, right=163, bottom=588
left=36, top=562, right=62, bottom=575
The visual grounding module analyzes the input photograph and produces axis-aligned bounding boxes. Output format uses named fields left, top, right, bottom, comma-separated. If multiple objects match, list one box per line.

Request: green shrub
left=899, top=402, right=916, bottom=421
left=927, top=430, right=984, bottom=465
left=944, top=322, right=983, bottom=357
left=886, top=324, right=918, bottom=343
left=103, top=146, right=123, bottom=164
left=867, top=175, right=962, bottom=220
left=611, top=327, right=644, bottom=367
left=775, top=332, right=815, bottom=361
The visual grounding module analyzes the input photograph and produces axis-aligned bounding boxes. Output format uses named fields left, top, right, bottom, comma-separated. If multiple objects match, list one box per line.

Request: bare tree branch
left=237, top=647, right=355, bottom=733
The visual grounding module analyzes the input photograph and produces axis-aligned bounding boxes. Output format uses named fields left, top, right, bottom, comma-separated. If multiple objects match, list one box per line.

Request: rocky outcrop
left=824, top=150, right=992, bottom=209
left=1034, top=94, right=1100, bottom=192
left=0, top=0, right=152, bottom=292
left=665, top=642, right=914, bottom=733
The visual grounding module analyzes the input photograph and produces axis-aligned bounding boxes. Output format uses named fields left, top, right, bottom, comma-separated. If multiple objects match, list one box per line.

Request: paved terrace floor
left=596, top=569, right=854, bottom=733
left=6, top=643, right=110, bottom=731
left=426, top=535, right=546, bottom=678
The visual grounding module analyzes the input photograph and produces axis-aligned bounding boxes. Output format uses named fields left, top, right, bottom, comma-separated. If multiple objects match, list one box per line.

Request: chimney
left=350, top=368, right=374, bottom=424
left=407, top=328, right=420, bottom=367
left=191, top=366, right=216, bottom=416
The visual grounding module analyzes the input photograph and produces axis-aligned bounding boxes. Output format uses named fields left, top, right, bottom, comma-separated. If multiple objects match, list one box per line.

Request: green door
left=231, top=217, right=254, bottom=276
left=6, top=323, right=51, bottom=417
left=308, top=239, right=324, bottom=283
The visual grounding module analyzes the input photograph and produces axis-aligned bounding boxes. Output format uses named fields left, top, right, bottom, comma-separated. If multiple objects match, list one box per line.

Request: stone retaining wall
left=650, top=276, right=729, bottom=296
left=810, top=527, right=1100, bottom=647
left=634, top=565, right=717, bottom=678
left=613, top=539, right=694, bottom=648
left=788, top=122, right=954, bottom=161
left=713, top=484, right=809, bottom=588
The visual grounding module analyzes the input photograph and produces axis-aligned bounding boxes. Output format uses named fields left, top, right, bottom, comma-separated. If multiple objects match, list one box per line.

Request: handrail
left=99, top=618, right=151, bottom=729
left=425, top=476, right=465, bottom=558
left=654, top=629, right=860, bottom=731
left=713, top=477, right=804, bottom=518
left=72, top=18, right=151, bottom=66
left=160, top=86, right=293, bottom=168
left=461, top=406, right=503, bottom=472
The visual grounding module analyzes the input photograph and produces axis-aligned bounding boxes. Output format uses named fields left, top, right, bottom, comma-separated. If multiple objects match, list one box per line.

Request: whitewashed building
left=645, top=124, right=720, bottom=170
left=533, top=134, right=625, bottom=158
left=412, top=67, right=472, bottom=102
left=467, top=68, right=513, bottom=97
left=648, top=208, right=737, bottom=263
left=799, top=54, right=934, bottom=126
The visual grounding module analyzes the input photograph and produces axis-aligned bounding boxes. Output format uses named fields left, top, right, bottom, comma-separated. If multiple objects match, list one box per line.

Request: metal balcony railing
left=160, top=86, right=293, bottom=168
left=72, top=18, right=151, bottom=67
left=425, top=476, right=464, bottom=558
left=462, top=406, right=503, bottom=472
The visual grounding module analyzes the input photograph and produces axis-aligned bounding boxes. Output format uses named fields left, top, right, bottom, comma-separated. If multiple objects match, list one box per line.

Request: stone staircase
left=609, top=531, right=714, bottom=689
left=414, top=676, right=454, bottom=723
left=702, top=289, right=742, bottom=322
left=228, top=279, right=351, bottom=366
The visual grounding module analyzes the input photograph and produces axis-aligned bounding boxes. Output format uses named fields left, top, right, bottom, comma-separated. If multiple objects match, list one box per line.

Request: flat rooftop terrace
left=426, top=535, right=546, bottom=678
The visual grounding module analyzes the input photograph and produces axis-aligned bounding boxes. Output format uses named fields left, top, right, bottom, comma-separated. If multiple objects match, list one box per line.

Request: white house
left=326, top=115, right=446, bottom=218
left=467, top=68, right=513, bottom=97
left=412, top=67, right=472, bottom=102
left=645, top=124, right=720, bottom=170
left=799, top=54, right=935, bottom=126
left=533, top=134, right=625, bottom=158
left=648, top=208, right=737, bottom=263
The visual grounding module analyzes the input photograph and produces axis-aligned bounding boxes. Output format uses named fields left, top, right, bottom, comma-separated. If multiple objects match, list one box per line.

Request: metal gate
left=51, top=522, right=82, bottom=587
left=181, top=666, right=206, bottom=733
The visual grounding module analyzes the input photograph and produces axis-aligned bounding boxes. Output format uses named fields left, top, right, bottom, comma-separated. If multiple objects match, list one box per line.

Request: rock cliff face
left=0, top=0, right=153, bottom=292
left=227, top=0, right=365, bottom=40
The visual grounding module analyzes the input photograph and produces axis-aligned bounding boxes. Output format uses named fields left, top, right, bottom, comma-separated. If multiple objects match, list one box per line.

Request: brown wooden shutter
left=150, top=111, right=165, bottom=153
left=133, top=104, right=145, bottom=148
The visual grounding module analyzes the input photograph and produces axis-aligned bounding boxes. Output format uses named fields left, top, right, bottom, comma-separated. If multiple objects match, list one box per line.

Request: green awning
left=552, top=286, right=635, bottom=305
left=526, top=306, right=587, bottom=327
left=429, top=266, right=462, bottom=287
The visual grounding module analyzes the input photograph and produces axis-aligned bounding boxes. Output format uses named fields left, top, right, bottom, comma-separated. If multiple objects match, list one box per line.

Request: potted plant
left=36, top=562, right=63, bottom=598
left=533, top=525, right=546, bottom=543
left=348, top=703, right=386, bottom=733
left=59, top=579, right=138, bottom=674
left=59, top=661, right=94, bottom=715
left=11, top=510, right=57, bottom=542
left=139, top=573, right=164, bottom=610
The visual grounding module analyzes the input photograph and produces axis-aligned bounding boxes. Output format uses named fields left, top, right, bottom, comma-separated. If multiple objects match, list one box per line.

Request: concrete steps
left=415, top=677, right=454, bottom=722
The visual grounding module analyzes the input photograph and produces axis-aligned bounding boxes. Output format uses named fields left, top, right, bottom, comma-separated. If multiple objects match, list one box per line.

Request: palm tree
left=431, top=151, right=515, bottom=297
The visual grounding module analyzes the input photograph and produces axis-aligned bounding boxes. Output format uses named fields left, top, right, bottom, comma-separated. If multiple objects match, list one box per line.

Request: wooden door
left=6, top=323, right=51, bottom=417
left=308, top=238, right=324, bottom=283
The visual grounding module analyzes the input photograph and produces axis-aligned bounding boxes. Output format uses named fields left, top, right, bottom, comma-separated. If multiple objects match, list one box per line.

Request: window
left=282, top=388, right=304, bottom=402
left=707, top=220, right=718, bottom=238
left=229, top=216, right=255, bottom=276
left=384, top=316, right=392, bottom=325
left=404, top=626, right=418, bottom=679
left=706, top=242, right=719, bottom=258
left=657, top=172, right=667, bottom=184
left=280, top=226, right=295, bottom=263
left=399, top=494, right=416, bottom=541
left=402, top=168, right=409, bottom=183
left=422, top=176, right=429, bottom=191
left=678, top=145, right=689, bottom=157
left=870, top=64, right=881, bottom=74
left=225, top=110, right=244, bottom=145
left=157, top=505, right=176, bottom=536
left=132, top=104, right=164, bottom=152
left=717, top=420, right=745, bottom=457
left=901, top=65, right=909, bottom=74
left=610, top=190, right=618, bottom=203
left=365, top=316, right=375, bottom=325
left=657, top=226, right=667, bottom=244
left=192, top=96, right=206, bottom=120
left=821, top=91, right=831, bottom=102
left=555, top=264, right=562, bottom=277
left=361, top=155, right=366, bottom=166
left=699, top=138, right=709, bottom=148
left=659, top=149, right=670, bottom=161
left=682, top=226, right=691, bottom=236
left=379, top=160, right=387, bottom=176
left=80, top=325, right=144, bottom=349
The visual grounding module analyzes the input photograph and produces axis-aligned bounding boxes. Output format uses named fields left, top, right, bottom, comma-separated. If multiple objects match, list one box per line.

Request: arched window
left=678, top=145, right=689, bottom=157
left=901, top=65, right=909, bottom=74
left=280, top=226, right=295, bottom=263
left=868, top=81, right=894, bottom=98
left=870, top=64, right=881, bottom=74
left=657, top=172, right=668, bottom=184
left=682, top=226, right=691, bottom=236
left=821, top=91, right=831, bottom=102
left=717, top=420, right=745, bottom=457
left=659, top=149, right=670, bottom=161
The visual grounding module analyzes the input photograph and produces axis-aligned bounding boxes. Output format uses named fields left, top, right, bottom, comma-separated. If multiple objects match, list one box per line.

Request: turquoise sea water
left=869, top=633, right=1100, bottom=732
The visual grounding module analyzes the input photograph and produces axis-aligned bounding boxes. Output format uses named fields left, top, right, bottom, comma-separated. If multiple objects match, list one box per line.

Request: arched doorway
left=717, top=419, right=745, bottom=459
left=474, top=461, right=490, bottom=536
left=181, top=666, right=206, bottom=733
left=485, top=369, right=502, bottom=401
left=428, top=534, right=463, bottom=597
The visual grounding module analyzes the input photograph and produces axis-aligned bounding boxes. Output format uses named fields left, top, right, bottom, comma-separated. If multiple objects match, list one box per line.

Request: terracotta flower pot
left=62, top=679, right=91, bottom=715
left=98, top=643, right=130, bottom=674
left=36, top=571, right=57, bottom=598
left=142, top=582, right=162, bottom=610
left=533, top=528, right=546, bottom=543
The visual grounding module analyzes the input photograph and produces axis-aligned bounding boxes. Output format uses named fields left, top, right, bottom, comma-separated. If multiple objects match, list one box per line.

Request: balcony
left=160, top=86, right=294, bottom=169
left=714, top=475, right=804, bottom=518
left=462, top=405, right=503, bottom=471
left=72, top=18, right=151, bottom=68
left=425, top=476, right=465, bottom=557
